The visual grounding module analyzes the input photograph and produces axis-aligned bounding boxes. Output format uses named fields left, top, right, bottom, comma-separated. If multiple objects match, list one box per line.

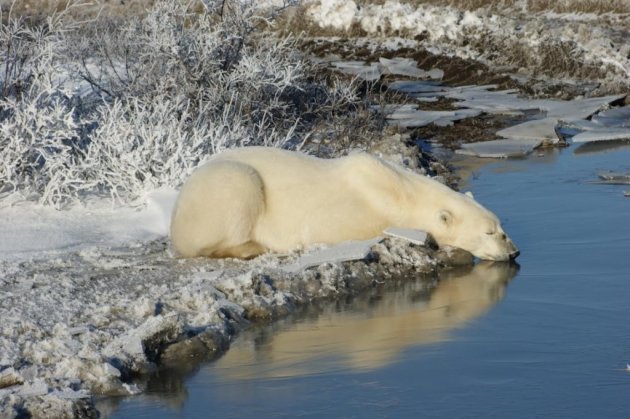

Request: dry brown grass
left=0, top=0, right=156, bottom=19
left=356, top=0, right=630, bottom=13
left=6, top=0, right=628, bottom=20
left=527, top=0, right=630, bottom=14
left=356, top=0, right=518, bottom=11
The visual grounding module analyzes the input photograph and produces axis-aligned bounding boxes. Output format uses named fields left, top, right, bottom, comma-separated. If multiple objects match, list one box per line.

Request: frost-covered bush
left=0, top=0, right=365, bottom=207
left=0, top=6, right=88, bottom=206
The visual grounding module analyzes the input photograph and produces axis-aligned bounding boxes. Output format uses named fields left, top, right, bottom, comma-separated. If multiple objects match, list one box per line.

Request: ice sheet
left=572, top=128, right=630, bottom=143
left=456, top=139, right=543, bottom=158
left=331, top=60, right=381, bottom=81
left=567, top=105, right=630, bottom=143
left=383, top=227, right=431, bottom=246
left=375, top=103, right=482, bottom=128
left=386, top=80, right=625, bottom=149
left=331, top=57, right=444, bottom=81
left=282, top=238, right=383, bottom=272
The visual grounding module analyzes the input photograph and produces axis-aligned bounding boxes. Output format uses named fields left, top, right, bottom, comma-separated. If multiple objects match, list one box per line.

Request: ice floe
left=331, top=57, right=443, bottom=81
left=282, top=238, right=383, bottom=272
left=284, top=228, right=433, bottom=272
left=331, top=60, right=381, bottom=81
left=457, top=139, right=543, bottom=159
left=377, top=104, right=481, bottom=128
left=596, top=172, right=630, bottom=185
left=566, top=106, right=630, bottom=143
left=383, top=227, right=432, bottom=246
left=347, top=62, right=627, bottom=157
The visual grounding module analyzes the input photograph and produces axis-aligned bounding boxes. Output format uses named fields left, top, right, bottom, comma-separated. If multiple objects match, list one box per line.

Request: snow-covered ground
left=0, top=181, right=452, bottom=417
left=0, top=189, right=175, bottom=262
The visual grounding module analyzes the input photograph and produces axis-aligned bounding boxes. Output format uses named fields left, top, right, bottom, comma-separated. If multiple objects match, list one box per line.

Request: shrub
left=0, top=0, right=365, bottom=207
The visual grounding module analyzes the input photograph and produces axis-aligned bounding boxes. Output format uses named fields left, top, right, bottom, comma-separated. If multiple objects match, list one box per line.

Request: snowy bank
left=0, top=197, right=472, bottom=417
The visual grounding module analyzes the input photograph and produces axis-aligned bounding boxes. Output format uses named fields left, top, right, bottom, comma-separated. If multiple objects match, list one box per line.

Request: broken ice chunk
left=376, top=104, right=481, bottom=128
left=591, top=105, right=630, bottom=127
left=331, top=61, right=381, bottom=81
left=387, top=80, right=446, bottom=94
left=383, top=227, right=431, bottom=246
left=571, top=128, right=630, bottom=143
left=282, top=238, right=384, bottom=273
left=18, top=379, right=48, bottom=397
left=597, top=172, right=630, bottom=184
left=543, top=95, right=626, bottom=120
left=559, top=104, right=630, bottom=143
left=427, top=68, right=444, bottom=80
left=379, top=57, right=427, bottom=78
left=377, top=58, right=443, bottom=79
left=456, top=138, right=542, bottom=158
left=497, top=118, right=560, bottom=143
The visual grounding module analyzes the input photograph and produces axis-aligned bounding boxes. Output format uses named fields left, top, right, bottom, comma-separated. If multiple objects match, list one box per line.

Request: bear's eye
left=485, top=231, right=495, bottom=235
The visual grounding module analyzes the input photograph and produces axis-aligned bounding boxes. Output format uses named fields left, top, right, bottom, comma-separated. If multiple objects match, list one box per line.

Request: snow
left=0, top=203, right=169, bottom=262
left=306, top=0, right=358, bottom=31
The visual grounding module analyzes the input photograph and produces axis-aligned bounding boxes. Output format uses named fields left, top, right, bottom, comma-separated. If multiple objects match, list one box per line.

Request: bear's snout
left=509, top=250, right=520, bottom=259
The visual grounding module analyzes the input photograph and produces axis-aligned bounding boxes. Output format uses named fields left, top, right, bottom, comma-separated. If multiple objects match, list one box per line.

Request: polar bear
left=170, top=147, right=519, bottom=261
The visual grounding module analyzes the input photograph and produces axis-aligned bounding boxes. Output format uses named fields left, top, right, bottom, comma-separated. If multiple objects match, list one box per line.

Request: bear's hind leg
left=170, top=161, right=266, bottom=258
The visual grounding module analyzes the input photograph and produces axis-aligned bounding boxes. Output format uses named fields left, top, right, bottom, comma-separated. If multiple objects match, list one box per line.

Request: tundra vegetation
left=0, top=0, right=377, bottom=208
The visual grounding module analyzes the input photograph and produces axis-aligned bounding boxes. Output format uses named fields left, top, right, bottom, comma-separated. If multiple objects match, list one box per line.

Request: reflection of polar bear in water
left=171, top=147, right=519, bottom=261
left=214, top=261, right=519, bottom=379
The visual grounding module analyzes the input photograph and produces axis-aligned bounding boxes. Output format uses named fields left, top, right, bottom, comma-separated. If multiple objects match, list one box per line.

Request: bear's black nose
left=509, top=250, right=520, bottom=259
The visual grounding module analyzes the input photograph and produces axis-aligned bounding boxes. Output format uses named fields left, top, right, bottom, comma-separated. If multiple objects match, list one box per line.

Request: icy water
left=108, top=143, right=630, bottom=418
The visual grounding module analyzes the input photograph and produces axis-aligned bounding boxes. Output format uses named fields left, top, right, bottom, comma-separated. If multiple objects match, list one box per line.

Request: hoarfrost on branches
left=0, top=0, right=362, bottom=208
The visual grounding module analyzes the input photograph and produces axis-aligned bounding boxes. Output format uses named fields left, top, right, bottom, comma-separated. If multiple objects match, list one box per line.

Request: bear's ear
left=465, top=191, right=474, bottom=199
left=439, top=209, right=453, bottom=226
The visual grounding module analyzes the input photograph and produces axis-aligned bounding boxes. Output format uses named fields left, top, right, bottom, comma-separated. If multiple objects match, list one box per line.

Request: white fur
left=170, top=147, right=518, bottom=260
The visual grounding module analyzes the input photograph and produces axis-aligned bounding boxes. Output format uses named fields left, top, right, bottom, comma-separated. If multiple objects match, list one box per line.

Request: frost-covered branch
left=0, top=0, right=368, bottom=208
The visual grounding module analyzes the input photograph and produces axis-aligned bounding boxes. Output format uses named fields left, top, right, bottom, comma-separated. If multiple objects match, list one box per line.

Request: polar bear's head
left=430, top=194, right=519, bottom=262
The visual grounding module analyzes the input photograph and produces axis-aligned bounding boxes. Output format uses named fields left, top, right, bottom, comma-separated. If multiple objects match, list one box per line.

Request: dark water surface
left=109, top=144, right=630, bottom=418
